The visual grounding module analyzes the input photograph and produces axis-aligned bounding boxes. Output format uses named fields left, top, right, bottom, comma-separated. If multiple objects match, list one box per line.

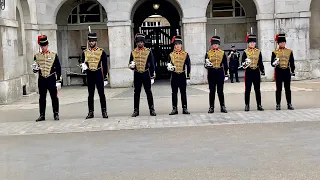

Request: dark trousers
left=171, top=72, right=187, bottom=108
left=244, top=68, right=262, bottom=106
left=208, top=68, right=225, bottom=108
left=230, top=68, right=239, bottom=82
left=275, top=68, right=292, bottom=105
left=87, top=70, right=107, bottom=112
left=38, top=75, right=59, bottom=116
left=133, top=71, right=154, bottom=110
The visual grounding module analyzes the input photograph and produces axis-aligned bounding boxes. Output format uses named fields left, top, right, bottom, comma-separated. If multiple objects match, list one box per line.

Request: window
left=68, top=2, right=107, bottom=24
left=207, top=0, right=246, bottom=18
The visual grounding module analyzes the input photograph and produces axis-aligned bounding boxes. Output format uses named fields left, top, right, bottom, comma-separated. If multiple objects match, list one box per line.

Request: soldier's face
left=211, top=44, right=219, bottom=49
left=279, top=42, right=286, bottom=48
left=88, top=40, right=96, bottom=48
left=137, top=41, right=144, bottom=48
left=248, top=42, right=256, bottom=48
left=174, top=43, right=182, bottom=51
left=41, top=45, right=48, bottom=52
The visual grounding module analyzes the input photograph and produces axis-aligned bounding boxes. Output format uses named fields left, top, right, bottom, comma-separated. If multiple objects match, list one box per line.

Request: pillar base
left=109, top=68, right=134, bottom=88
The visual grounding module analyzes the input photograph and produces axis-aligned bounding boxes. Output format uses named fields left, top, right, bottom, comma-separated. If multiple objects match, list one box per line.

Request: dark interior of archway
left=132, top=0, right=181, bottom=34
left=132, top=0, right=181, bottom=80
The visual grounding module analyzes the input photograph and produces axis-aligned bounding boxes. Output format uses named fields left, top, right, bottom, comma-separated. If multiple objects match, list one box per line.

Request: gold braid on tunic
left=244, top=48, right=260, bottom=70
left=84, top=48, right=103, bottom=71
left=273, top=48, right=292, bottom=69
left=207, top=49, right=224, bottom=69
left=132, top=48, right=150, bottom=73
left=170, top=51, right=187, bottom=73
left=35, top=52, right=56, bottom=78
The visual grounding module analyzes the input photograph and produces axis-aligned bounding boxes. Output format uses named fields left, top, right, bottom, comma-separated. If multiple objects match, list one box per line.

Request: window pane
left=72, top=7, right=77, bottom=14
left=241, top=8, right=245, bottom=16
left=212, top=11, right=233, bottom=17
left=235, top=1, right=240, bottom=7
left=68, top=15, right=78, bottom=24
left=212, top=0, right=233, bottom=10
left=79, top=2, right=99, bottom=14
left=235, top=8, right=240, bottom=16
left=80, top=15, right=100, bottom=23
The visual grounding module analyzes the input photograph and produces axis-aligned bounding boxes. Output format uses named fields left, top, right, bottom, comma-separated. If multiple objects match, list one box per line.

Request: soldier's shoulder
left=98, top=47, right=104, bottom=51
left=285, top=48, right=293, bottom=52
left=220, top=49, right=225, bottom=53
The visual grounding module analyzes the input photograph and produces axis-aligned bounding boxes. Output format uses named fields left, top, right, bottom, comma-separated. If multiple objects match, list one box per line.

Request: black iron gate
left=140, top=26, right=176, bottom=79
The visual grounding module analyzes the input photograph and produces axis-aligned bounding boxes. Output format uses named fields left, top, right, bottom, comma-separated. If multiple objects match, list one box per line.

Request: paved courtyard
left=0, top=79, right=319, bottom=136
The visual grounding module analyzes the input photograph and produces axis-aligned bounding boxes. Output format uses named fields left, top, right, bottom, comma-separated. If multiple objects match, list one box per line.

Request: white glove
left=151, top=79, right=155, bottom=85
left=272, top=58, right=279, bottom=66
left=224, top=77, right=229, bottom=81
left=80, top=63, right=88, bottom=72
left=56, top=82, right=61, bottom=89
left=31, top=62, right=39, bottom=71
left=167, top=63, right=175, bottom=71
left=187, top=79, right=190, bottom=85
left=104, top=81, right=108, bottom=86
left=129, top=61, right=136, bottom=69
left=245, top=58, right=251, bottom=64
left=205, top=59, right=213, bottom=67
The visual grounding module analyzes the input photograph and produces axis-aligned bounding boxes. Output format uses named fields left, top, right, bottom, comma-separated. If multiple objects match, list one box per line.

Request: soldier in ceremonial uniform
left=32, top=35, right=61, bottom=121
left=271, top=33, right=295, bottom=110
left=242, top=34, right=265, bottom=111
left=129, top=33, right=156, bottom=117
left=204, top=36, right=228, bottom=113
left=80, top=33, right=109, bottom=119
left=227, top=45, right=240, bottom=83
left=167, top=35, right=191, bottom=115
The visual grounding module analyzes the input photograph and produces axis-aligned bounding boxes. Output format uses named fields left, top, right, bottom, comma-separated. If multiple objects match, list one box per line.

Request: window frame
left=207, top=0, right=246, bottom=19
left=67, top=2, right=107, bottom=25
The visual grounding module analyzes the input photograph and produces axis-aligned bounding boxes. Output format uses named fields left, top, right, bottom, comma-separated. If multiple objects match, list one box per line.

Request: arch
left=53, top=0, right=106, bottom=21
left=130, top=0, right=183, bottom=21
left=16, top=0, right=27, bottom=56
left=310, top=0, right=320, bottom=49
left=131, top=0, right=183, bottom=34
left=55, top=0, right=109, bottom=86
left=205, top=0, right=260, bottom=16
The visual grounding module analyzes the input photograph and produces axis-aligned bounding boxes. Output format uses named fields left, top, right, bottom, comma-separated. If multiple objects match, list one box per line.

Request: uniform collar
left=248, top=47, right=255, bottom=50
left=174, top=49, right=183, bottom=53
left=41, top=50, right=50, bottom=54
left=279, top=47, right=286, bottom=49
left=89, top=47, right=98, bottom=51
left=137, top=47, right=145, bottom=50
left=211, top=48, right=219, bottom=51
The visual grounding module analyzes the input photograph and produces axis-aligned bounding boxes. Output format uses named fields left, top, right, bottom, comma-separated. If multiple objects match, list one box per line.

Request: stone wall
left=0, top=0, right=39, bottom=104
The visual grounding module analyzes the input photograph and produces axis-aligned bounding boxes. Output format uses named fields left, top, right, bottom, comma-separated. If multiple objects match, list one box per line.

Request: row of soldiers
left=32, top=31, right=295, bottom=121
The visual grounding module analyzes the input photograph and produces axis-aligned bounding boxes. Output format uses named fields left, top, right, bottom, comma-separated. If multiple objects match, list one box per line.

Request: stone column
left=256, top=14, right=276, bottom=81
left=107, top=20, right=133, bottom=88
left=24, top=23, right=40, bottom=93
left=274, top=12, right=311, bottom=80
left=182, top=17, right=207, bottom=84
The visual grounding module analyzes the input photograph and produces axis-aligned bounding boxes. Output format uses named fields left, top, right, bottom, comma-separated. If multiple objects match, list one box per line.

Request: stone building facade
left=0, top=0, right=319, bottom=104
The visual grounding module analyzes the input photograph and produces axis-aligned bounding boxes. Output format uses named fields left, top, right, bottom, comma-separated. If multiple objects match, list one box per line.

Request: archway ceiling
left=132, top=0, right=180, bottom=27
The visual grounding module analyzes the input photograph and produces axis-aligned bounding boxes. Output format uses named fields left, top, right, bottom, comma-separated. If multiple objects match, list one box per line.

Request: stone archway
left=205, top=0, right=258, bottom=50
left=131, top=0, right=183, bottom=80
left=55, top=0, right=109, bottom=86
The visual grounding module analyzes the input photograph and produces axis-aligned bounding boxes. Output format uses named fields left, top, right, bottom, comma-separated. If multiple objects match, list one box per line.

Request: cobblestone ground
left=0, top=79, right=319, bottom=136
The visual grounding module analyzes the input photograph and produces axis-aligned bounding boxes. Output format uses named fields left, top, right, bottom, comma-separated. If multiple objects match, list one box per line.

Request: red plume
left=171, top=36, right=176, bottom=43
left=275, top=34, right=279, bottom=41
left=245, top=34, right=249, bottom=42
left=37, top=35, right=45, bottom=44
left=209, top=37, right=212, bottom=43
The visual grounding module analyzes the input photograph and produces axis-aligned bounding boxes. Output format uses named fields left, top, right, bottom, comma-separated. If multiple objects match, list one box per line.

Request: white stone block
left=189, top=64, right=207, bottom=85
left=109, top=68, right=134, bottom=88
